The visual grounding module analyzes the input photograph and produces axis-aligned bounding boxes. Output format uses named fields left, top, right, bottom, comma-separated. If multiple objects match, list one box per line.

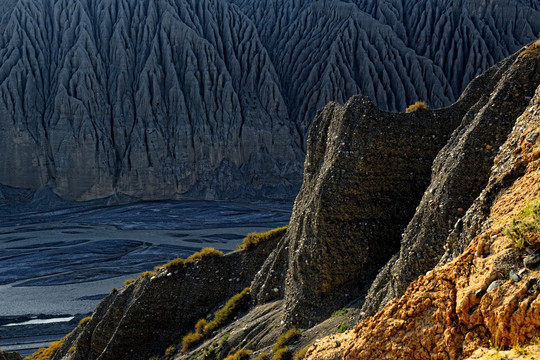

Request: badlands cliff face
left=309, top=41, right=540, bottom=360
left=34, top=41, right=540, bottom=360
left=0, top=0, right=538, bottom=201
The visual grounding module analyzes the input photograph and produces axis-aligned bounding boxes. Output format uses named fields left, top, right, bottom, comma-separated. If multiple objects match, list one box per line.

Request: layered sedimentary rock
left=49, top=233, right=283, bottom=360
left=251, top=96, right=463, bottom=326
left=0, top=0, right=538, bottom=201
left=361, top=41, right=540, bottom=317
left=39, top=41, right=540, bottom=360
left=342, top=52, right=540, bottom=360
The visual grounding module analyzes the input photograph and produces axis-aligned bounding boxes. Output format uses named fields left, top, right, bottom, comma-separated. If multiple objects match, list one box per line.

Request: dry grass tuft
left=405, top=101, right=428, bottom=113
left=237, top=226, right=288, bottom=250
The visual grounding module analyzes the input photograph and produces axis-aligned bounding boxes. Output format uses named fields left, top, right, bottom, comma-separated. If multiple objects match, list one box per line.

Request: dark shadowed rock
left=361, top=43, right=540, bottom=316
left=52, top=233, right=284, bottom=360
left=0, top=351, right=22, bottom=360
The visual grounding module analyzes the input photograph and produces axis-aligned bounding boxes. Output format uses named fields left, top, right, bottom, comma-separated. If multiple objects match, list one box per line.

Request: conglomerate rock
left=304, top=41, right=540, bottom=360
left=361, top=39, right=540, bottom=317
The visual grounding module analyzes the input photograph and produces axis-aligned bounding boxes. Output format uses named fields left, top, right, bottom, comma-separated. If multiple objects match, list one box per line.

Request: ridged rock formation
left=0, top=0, right=538, bottom=200
left=343, top=49, right=540, bottom=360
left=25, top=41, right=540, bottom=360
left=49, top=233, right=283, bottom=360
left=361, top=40, right=540, bottom=317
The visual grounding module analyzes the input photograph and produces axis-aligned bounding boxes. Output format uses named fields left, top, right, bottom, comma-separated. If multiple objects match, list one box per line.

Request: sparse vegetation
left=254, top=352, right=270, bottom=360
left=186, top=247, right=224, bottom=263
left=273, top=328, right=300, bottom=353
left=156, top=247, right=224, bottom=273
left=165, top=345, right=176, bottom=358
left=237, top=226, right=288, bottom=250
left=138, top=270, right=156, bottom=279
left=223, top=348, right=253, bottom=360
left=258, top=327, right=301, bottom=360
left=512, top=342, right=528, bottom=356
left=337, top=322, right=348, bottom=333
left=214, top=332, right=231, bottom=360
left=331, top=308, right=348, bottom=317
left=124, top=278, right=135, bottom=286
left=271, top=346, right=290, bottom=360
left=158, top=257, right=185, bottom=271
left=503, top=196, right=540, bottom=248
left=68, top=347, right=76, bottom=354
left=405, top=101, right=428, bottom=113
left=79, top=316, right=91, bottom=326
left=182, top=332, right=205, bottom=352
left=23, top=333, right=70, bottom=360
left=293, top=345, right=311, bottom=360
left=182, top=288, right=251, bottom=352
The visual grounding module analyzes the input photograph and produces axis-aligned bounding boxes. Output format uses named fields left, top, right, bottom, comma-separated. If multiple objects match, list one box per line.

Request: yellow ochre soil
left=304, top=48, right=540, bottom=360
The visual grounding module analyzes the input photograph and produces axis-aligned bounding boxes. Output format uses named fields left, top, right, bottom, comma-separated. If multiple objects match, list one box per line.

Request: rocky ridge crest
left=35, top=41, right=540, bottom=360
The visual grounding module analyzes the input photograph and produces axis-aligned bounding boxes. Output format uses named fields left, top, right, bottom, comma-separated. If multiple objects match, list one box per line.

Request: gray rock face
left=251, top=95, right=463, bottom=326
left=51, top=233, right=283, bottom=360
left=0, top=0, right=302, bottom=200
left=0, top=0, right=538, bottom=201
left=360, top=43, right=540, bottom=317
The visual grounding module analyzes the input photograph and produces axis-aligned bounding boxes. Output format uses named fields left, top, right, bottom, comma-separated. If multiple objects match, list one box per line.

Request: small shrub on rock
left=405, top=101, right=428, bottom=113
left=273, top=328, right=300, bottom=353
left=182, top=288, right=251, bottom=352
left=186, top=247, right=224, bottom=263
left=237, top=225, right=288, bottom=250
left=503, top=196, right=540, bottom=248
left=223, top=348, right=253, bottom=360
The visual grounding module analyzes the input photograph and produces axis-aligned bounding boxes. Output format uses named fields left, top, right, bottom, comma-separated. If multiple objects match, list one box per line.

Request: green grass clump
left=68, top=347, right=76, bottom=354
left=79, top=316, right=91, bottom=326
left=273, top=328, right=300, bottom=353
left=23, top=334, right=69, bottom=360
left=182, top=332, right=205, bottom=352
left=331, top=308, right=348, bottom=317
left=259, top=327, right=301, bottom=360
left=503, top=197, right=540, bottom=248
left=156, top=248, right=223, bottom=273
left=223, top=348, right=253, bottom=360
left=124, top=278, right=135, bottom=286
left=182, top=288, right=251, bottom=352
left=405, top=101, right=428, bottom=113
left=157, top=257, right=185, bottom=271
left=337, top=323, right=348, bottom=333
left=186, top=248, right=224, bottom=264
left=237, top=226, right=288, bottom=250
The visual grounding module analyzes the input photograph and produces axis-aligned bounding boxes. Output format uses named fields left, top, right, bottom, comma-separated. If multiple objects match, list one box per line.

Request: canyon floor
left=0, top=193, right=292, bottom=357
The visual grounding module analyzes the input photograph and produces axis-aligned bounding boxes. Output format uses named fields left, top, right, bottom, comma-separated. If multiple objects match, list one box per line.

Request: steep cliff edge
left=306, top=41, right=540, bottom=360
left=22, top=42, right=540, bottom=360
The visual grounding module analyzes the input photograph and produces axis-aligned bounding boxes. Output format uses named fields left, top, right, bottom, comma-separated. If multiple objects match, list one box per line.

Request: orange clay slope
left=306, top=43, right=540, bottom=360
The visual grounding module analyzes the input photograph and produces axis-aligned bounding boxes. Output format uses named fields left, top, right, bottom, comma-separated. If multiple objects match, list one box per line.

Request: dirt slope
left=306, top=43, right=540, bottom=360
